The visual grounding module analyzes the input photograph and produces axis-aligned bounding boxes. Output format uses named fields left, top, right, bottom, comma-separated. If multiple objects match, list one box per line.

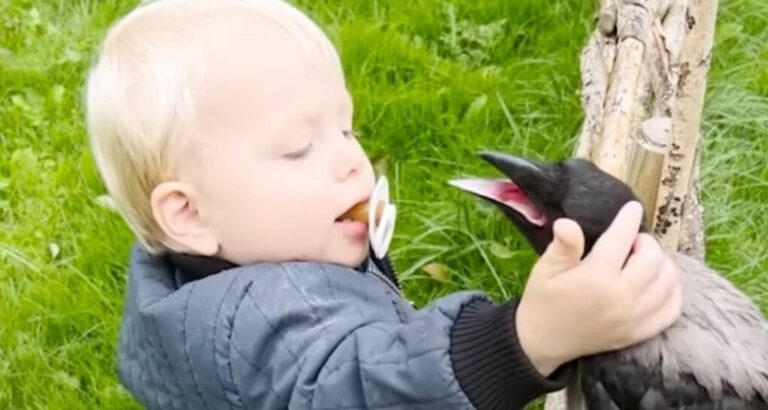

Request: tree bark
left=652, top=0, right=718, bottom=253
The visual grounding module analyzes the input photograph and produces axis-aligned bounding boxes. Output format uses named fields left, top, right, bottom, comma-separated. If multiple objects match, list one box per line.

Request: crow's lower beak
left=478, top=151, right=547, bottom=192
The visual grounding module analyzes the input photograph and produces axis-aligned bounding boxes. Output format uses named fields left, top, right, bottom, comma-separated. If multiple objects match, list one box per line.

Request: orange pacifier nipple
left=339, top=199, right=385, bottom=225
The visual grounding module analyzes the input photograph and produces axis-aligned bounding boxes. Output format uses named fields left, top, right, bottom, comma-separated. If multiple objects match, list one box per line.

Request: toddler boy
left=86, top=0, right=681, bottom=408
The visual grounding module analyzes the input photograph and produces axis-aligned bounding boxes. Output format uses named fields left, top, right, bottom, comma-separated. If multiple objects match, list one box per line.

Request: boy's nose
left=334, top=150, right=362, bottom=182
left=332, top=135, right=365, bottom=182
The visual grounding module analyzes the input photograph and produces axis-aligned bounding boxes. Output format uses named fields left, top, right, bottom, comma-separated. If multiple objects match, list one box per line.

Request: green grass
left=1, top=0, right=766, bottom=408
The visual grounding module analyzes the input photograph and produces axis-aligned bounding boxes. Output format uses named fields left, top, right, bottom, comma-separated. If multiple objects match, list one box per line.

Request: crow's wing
left=580, top=353, right=768, bottom=410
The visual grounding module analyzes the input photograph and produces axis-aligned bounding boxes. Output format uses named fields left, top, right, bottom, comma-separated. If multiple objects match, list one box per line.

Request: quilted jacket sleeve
left=224, top=262, right=483, bottom=409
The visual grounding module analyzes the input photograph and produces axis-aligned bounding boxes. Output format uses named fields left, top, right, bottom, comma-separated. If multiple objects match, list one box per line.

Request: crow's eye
left=283, top=143, right=313, bottom=160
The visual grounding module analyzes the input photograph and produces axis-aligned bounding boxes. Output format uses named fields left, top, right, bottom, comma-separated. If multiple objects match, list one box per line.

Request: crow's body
left=451, top=152, right=768, bottom=410
left=582, top=251, right=768, bottom=410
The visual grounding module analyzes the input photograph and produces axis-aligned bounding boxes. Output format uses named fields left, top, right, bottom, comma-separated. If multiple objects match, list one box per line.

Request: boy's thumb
left=534, top=218, right=585, bottom=278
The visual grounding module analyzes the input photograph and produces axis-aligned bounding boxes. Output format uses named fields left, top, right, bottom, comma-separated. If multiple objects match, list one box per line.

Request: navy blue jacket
left=117, top=244, right=572, bottom=409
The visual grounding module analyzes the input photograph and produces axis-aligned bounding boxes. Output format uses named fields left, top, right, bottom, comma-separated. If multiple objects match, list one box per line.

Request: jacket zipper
left=370, top=253, right=403, bottom=297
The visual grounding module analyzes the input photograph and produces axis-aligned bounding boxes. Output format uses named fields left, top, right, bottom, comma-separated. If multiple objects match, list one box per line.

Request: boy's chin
left=328, top=241, right=370, bottom=268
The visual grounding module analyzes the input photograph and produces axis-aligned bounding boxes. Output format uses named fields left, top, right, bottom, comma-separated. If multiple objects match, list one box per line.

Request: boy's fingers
left=534, top=218, right=585, bottom=278
left=585, top=201, right=644, bottom=273
left=630, top=261, right=682, bottom=342
left=550, top=218, right=585, bottom=263
left=631, top=256, right=679, bottom=319
left=619, top=234, right=664, bottom=293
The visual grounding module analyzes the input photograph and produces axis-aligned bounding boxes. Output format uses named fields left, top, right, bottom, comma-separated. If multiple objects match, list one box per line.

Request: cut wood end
left=629, top=118, right=670, bottom=226
left=639, top=117, right=672, bottom=151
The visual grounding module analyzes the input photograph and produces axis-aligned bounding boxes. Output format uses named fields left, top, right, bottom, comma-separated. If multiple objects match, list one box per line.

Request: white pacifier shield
left=369, top=176, right=396, bottom=259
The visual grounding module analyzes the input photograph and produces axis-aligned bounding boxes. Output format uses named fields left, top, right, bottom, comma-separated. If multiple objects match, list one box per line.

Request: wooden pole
left=592, top=1, right=653, bottom=179
left=592, top=37, right=645, bottom=178
left=652, top=0, right=718, bottom=253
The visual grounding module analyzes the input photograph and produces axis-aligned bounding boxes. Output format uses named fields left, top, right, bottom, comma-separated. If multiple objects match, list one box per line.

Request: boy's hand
left=515, top=201, right=682, bottom=376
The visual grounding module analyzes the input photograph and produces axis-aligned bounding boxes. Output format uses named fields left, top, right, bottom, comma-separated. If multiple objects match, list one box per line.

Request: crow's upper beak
left=478, top=151, right=548, bottom=193
left=447, top=151, right=550, bottom=227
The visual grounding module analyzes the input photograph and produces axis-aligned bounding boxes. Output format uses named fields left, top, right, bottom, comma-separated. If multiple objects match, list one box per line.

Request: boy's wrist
left=514, top=302, right=570, bottom=377
left=450, top=299, right=575, bottom=409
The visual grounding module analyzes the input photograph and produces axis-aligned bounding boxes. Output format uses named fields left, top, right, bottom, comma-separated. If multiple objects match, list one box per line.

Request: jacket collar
left=163, top=252, right=238, bottom=281
left=164, top=250, right=372, bottom=283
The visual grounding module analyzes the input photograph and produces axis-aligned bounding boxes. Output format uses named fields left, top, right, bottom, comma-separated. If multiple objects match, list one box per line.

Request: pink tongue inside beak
left=449, top=179, right=547, bottom=227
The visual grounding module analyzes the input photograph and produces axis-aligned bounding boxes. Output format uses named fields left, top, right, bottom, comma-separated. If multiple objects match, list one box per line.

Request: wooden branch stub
left=617, top=1, right=653, bottom=45
left=599, top=0, right=619, bottom=35
left=628, top=117, right=671, bottom=225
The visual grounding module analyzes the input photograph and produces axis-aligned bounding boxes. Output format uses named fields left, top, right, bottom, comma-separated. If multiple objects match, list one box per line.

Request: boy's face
left=170, top=17, right=375, bottom=267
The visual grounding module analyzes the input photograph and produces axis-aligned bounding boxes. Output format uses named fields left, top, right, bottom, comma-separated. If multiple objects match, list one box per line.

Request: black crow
left=450, top=151, right=768, bottom=410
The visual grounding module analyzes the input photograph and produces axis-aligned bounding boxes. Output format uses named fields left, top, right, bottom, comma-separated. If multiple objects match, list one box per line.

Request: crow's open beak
left=448, top=151, right=548, bottom=227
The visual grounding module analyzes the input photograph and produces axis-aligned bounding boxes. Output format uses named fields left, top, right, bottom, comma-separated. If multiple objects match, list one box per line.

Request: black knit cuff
left=450, top=299, right=575, bottom=410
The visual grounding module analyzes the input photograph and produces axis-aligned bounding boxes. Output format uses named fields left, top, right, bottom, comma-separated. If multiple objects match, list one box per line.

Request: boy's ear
left=151, top=181, right=219, bottom=256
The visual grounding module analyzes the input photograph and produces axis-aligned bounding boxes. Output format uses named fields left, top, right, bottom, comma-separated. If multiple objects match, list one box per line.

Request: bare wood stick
left=630, top=0, right=678, bottom=150
left=592, top=1, right=652, bottom=178
left=629, top=40, right=654, bottom=154
left=653, top=0, right=688, bottom=118
left=575, top=32, right=615, bottom=159
left=575, top=34, right=606, bottom=159
left=678, top=141, right=706, bottom=260
left=565, top=370, right=586, bottom=410
left=661, top=0, right=688, bottom=66
left=600, top=29, right=619, bottom=74
left=628, top=118, right=671, bottom=225
left=661, top=0, right=706, bottom=263
left=544, top=377, right=586, bottom=410
left=652, top=0, right=718, bottom=248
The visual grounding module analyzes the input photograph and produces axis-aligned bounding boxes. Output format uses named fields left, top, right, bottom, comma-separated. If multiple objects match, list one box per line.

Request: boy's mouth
left=334, top=200, right=372, bottom=238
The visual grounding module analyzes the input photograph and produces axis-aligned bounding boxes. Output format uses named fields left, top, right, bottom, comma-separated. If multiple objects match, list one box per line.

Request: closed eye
left=283, top=142, right=313, bottom=160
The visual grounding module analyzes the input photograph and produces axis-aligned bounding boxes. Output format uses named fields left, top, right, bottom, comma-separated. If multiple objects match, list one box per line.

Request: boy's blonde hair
left=86, top=0, right=340, bottom=254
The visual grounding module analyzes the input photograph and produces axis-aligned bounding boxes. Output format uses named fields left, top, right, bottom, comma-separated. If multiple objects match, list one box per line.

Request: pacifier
left=337, top=176, right=396, bottom=258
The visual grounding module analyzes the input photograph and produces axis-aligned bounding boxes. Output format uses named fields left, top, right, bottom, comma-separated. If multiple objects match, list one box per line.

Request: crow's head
left=450, top=151, right=646, bottom=256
